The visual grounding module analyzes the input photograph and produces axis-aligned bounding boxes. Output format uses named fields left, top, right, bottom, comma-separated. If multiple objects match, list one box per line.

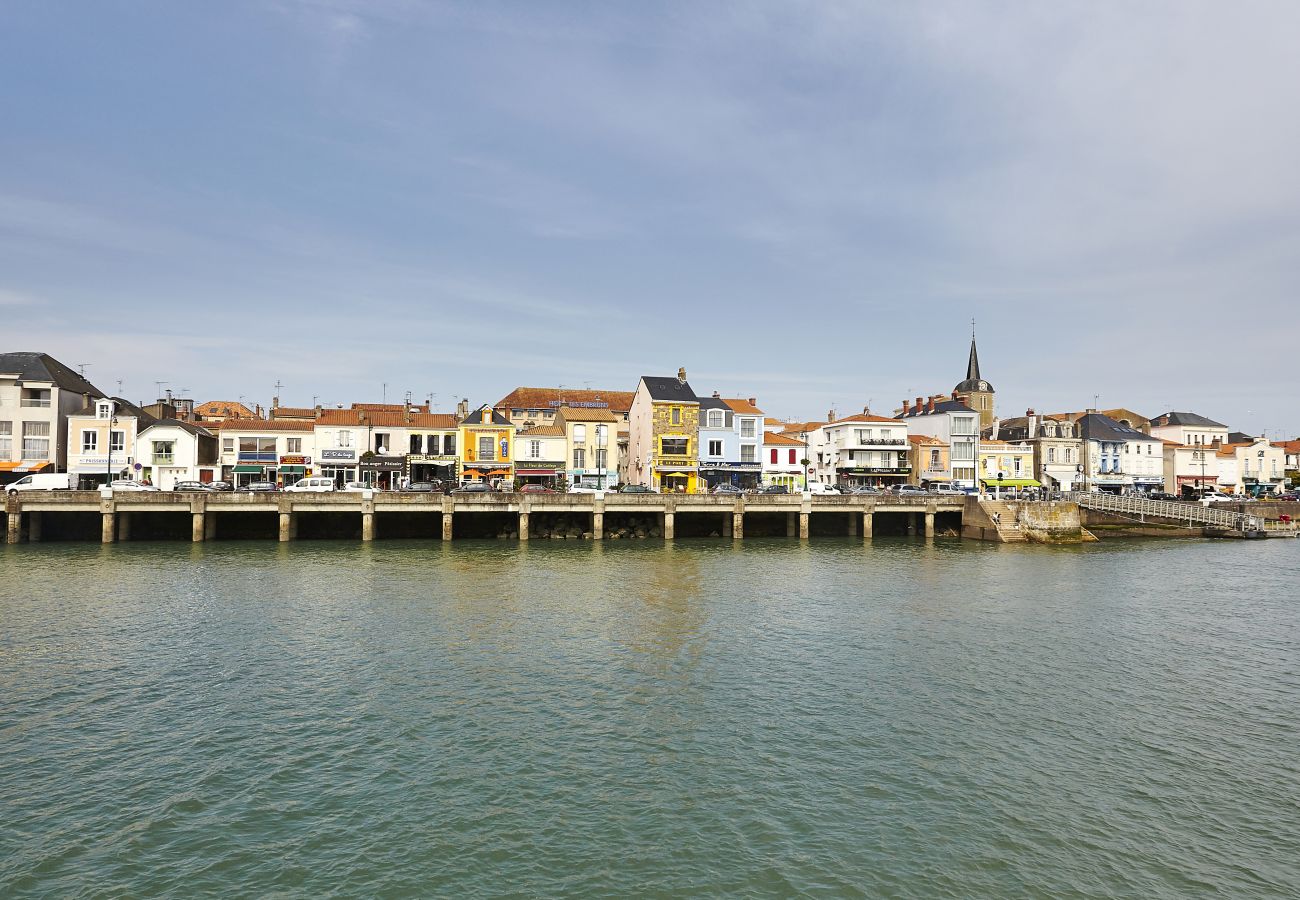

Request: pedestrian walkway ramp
left=1063, top=492, right=1296, bottom=537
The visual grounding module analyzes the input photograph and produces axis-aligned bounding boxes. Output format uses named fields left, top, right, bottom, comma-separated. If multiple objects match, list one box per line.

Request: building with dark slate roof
left=0, top=351, right=105, bottom=481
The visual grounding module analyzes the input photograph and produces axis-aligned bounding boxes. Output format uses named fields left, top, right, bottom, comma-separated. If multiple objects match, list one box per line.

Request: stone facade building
left=628, top=369, right=700, bottom=493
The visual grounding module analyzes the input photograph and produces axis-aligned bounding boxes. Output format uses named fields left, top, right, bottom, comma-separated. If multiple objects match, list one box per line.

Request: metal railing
left=1062, top=491, right=1265, bottom=532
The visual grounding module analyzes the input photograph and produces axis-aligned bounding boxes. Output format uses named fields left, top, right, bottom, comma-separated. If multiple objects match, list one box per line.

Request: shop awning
left=488, top=468, right=511, bottom=476
left=0, top=461, right=52, bottom=472
left=980, top=478, right=1041, bottom=487
left=279, top=465, right=306, bottom=475
left=516, top=468, right=557, bottom=475
left=232, top=464, right=264, bottom=474
left=663, top=472, right=690, bottom=479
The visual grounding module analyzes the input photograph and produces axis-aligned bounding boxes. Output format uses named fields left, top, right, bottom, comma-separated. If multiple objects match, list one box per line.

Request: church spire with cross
left=953, top=321, right=995, bottom=428
left=966, top=320, right=981, bottom=382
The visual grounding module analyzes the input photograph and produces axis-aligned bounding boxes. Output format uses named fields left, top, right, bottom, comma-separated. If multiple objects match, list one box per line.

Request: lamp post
left=104, top=405, right=118, bottom=489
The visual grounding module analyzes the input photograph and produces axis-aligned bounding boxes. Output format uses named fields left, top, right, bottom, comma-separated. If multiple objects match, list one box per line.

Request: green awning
left=232, top=464, right=264, bottom=474
left=980, top=478, right=1041, bottom=487
left=279, top=465, right=305, bottom=475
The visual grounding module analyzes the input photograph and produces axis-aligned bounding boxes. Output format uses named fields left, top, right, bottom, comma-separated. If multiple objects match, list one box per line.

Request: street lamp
left=104, top=403, right=118, bottom=489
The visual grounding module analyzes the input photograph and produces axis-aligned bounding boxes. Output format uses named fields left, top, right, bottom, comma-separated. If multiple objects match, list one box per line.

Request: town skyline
left=3, top=3, right=1299, bottom=435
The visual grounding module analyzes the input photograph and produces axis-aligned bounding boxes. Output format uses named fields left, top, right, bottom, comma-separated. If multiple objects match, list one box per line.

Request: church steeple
left=953, top=322, right=995, bottom=428
left=966, top=331, right=981, bottom=382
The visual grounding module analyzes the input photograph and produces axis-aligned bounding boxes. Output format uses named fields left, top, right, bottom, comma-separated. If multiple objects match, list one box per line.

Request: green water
left=1, top=537, right=1297, bottom=897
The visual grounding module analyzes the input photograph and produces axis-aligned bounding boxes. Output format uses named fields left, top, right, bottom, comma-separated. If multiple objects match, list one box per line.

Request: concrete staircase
left=978, top=500, right=1029, bottom=542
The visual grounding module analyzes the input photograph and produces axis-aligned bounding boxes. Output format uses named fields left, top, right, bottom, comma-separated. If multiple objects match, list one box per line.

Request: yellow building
left=909, top=434, right=950, bottom=485
left=628, top=369, right=701, bottom=493
left=978, top=439, right=1038, bottom=492
left=458, top=404, right=514, bottom=486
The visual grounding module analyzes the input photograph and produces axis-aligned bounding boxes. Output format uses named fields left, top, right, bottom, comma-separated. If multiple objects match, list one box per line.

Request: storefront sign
left=408, top=454, right=458, bottom=464
left=360, top=458, right=405, bottom=472
left=279, top=455, right=311, bottom=465
left=698, top=462, right=762, bottom=471
left=321, top=449, right=356, bottom=461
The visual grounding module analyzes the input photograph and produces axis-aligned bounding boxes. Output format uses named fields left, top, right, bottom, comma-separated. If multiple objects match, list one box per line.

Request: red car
left=518, top=484, right=557, bottom=494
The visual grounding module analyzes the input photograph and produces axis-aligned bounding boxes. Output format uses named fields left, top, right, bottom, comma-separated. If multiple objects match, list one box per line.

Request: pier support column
left=28, top=512, right=41, bottom=543
left=663, top=512, right=675, bottom=540
left=117, top=512, right=131, bottom=542
left=441, top=512, right=453, bottom=541
left=204, top=514, right=217, bottom=540
left=101, top=512, right=116, bottom=544
left=592, top=511, right=603, bottom=540
left=732, top=512, right=743, bottom=540
left=192, top=513, right=205, bottom=542
left=362, top=512, right=374, bottom=542
left=799, top=512, right=809, bottom=540
left=862, top=510, right=873, bottom=540
left=279, top=512, right=294, bottom=542
left=786, top=512, right=796, bottom=537
left=518, top=511, right=529, bottom=541
left=6, top=510, right=19, bottom=544
left=925, top=512, right=935, bottom=538
left=847, top=511, right=857, bottom=536
left=722, top=513, right=732, bottom=537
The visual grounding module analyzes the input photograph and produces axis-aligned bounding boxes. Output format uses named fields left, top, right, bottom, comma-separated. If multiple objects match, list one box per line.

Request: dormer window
left=96, top=401, right=114, bottom=420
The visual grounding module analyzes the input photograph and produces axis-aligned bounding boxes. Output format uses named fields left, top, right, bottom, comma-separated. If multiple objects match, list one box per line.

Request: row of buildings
left=3, top=347, right=1297, bottom=496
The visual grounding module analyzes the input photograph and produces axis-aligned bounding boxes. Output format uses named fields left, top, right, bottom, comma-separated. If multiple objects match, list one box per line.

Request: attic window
left=96, top=401, right=113, bottom=420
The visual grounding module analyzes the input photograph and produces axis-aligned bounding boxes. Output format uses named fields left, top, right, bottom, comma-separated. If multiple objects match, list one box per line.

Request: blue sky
left=2, top=2, right=1297, bottom=435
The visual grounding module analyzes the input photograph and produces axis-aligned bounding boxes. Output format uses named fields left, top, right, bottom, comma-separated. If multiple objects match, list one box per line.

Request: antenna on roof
left=382, top=382, right=387, bottom=404
left=116, top=379, right=123, bottom=395
left=155, top=381, right=168, bottom=398
left=77, top=363, right=91, bottom=376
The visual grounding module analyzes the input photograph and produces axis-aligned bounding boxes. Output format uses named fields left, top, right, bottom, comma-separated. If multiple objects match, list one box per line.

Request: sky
left=2, top=1, right=1298, bottom=435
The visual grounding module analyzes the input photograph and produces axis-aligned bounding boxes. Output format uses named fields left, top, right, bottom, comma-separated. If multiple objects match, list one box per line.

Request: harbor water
left=1, top=538, right=1297, bottom=897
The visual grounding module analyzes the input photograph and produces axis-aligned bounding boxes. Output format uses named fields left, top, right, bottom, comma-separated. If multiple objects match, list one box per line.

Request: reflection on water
left=1, top=537, right=1297, bottom=897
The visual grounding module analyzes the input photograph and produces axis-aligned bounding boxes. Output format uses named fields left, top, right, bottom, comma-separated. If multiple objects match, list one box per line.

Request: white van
left=284, top=477, right=336, bottom=493
left=806, top=482, right=841, bottom=495
left=7, top=472, right=74, bottom=494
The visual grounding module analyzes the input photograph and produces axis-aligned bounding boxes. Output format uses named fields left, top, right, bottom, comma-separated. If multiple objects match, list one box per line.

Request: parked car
left=339, top=481, right=370, bottom=493
left=518, top=484, right=556, bottom=494
left=403, top=481, right=438, bottom=493
left=710, top=483, right=743, bottom=494
left=893, top=484, right=929, bottom=496
left=172, top=481, right=214, bottom=492
left=618, top=484, right=656, bottom=493
left=1200, top=491, right=1236, bottom=505
left=1280, top=491, right=1299, bottom=502
left=568, top=483, right=603, bottom=494
left=454, top=482, right=490, bottom=493
left=6, top=472, right=74, bottom=494
left=206, top=481, right=233, bottom=492
left=849, top=486, right=881, bottom=495
left=930, top=483, right=963, bottom=495
left=110, top=479, right=160, bottom=492
left=241, top=481, right=278, bottom=492
left=1147, top=491, right=1179, bottom=501
left=760, top=484, right=790, bottom=494
left=806, top=482, right=840, bottom=495
left=285, top=477, right=336, bottom=493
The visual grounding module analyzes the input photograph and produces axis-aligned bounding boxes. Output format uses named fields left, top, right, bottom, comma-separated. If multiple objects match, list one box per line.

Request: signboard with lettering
left=279, top=455, right=310, bottom=465
left=321, top=449, right=356, bottom=461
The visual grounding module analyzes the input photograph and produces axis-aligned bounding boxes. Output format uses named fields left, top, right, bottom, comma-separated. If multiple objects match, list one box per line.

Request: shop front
left=278, top=454, right=310, bottom=487
left=1176, top=474, right=1218, bottom=498
left=408, top=454, right=458, bottom=487
left=699, top=461, right=762, bottom=491
left=319, top=448, right=358, bottom=487
left=461, top=464, right=513, bottom=489
left=837, top=466, right=911, bottom=489
left=359, top=456, right=406, bottom=490
left=1131, top=475, right=1164, bottom=495
left=653, top=467, right=698, bottom=493
left=231, top=463, right=275, bottom=488
left=516, top=463, right=563, bottom=488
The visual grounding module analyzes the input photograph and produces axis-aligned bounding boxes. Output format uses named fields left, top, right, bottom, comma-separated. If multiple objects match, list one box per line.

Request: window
left=771, top=448, right=778, bottom=464
left=153, top=440, right=175, bottom=464
left=375, top=432, right=390, bottom=453
left=573, top=448, right=586, bottom=469
left=671, top=407, right=681, bottom=425
left=222, top=437, right=234, bottom=453
left=661, top=437, right=688, bottom=456
left=789, top=449, right=797, bottom=464
left=336, top=430, right=352, bottom=448
left=1048, top=447, right=1056, bottom=463
left=21, top=388, right=52, bottom=408
left=410, top=434, right=423, bottom=454
left=574, top=424, right=587, bottom=443
left=707, top=409, right=724, bottom=428
left=708, top=440, right=723, bottom=457
left=740, top=444, right=756, bottom=463
left=930, top=449, right=940, bottom=469
left=110, top=431, right=125, bottom=453
left=96, top=400, right=113, bottom=418
left=740, top=419, right=756, bottom=439
left=287, top=438, right=302, bottom=453
left=444, top=434, right=456, bottom=455
left=82, top=430, right=98, bottom=453
left=23, top=422, right=51, bottom=459
left=1065, top=448, right=1073, bottom=463
left=529, top=440, right=541, bottom=459
left=1014, top=457, right=1022, bottom=474
left=478, top=435, right=495, bottom=461
left=951, top=441, right=974, bottom=461
left=0, top=421, right=10, bottom=457
left=595, top=449, right=607, bottom=469
left=953, top=417, right=975, bottom=435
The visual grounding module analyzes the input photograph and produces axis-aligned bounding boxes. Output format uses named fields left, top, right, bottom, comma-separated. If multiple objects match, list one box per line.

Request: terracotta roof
left=831, top=413, right=903, bottom=426
left=195, top=400, right=254, bottom=419
left=217, top=418, right=314, bottom=432
left=764, top=432, right=806, bottom=446
left=270, top=406, right=316, bottom=419
left=555, top=405, right=617, bottom=423
left=497, top=387, right=635, bottom=413
left=352, top=402, right=430, bottom=413
left=722, top=398, right=764, bottom=415
left=764, top=417, right=785, bottom=426
left=313, top=408, right=457, bottom=428
left=779, top=421, right=828, bottom=436
left=519, top=425, right=566, bottom=437
left=908, top=434, right=946, bottom=445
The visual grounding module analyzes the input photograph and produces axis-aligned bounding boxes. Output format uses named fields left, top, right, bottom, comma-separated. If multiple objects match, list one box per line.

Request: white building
left=136, top=420, right=220, bottom=488
left=1149, top=411, right=1230, bottom=448
left=1077, top=412, right=1163, bottom=493
left=556, top=406, right=619, bottom=489
left=807, top=411, right=911, bottom=489
left=65, top=397, right=157, bottom=487
left=899, top=398, right=979, bottom=489
left=1161, top=440, right=1221, bottom=497
left=514, top=425, right=567, bottom=487
left=1228, top=436, right=1286, bottom=495
left=987, top=412, right=1083, bottom=492
left=0, top=352, right=104, bottom=483
left=217, top=419, right=317, bottom=487
left=763, top=431, right=806, bottom=491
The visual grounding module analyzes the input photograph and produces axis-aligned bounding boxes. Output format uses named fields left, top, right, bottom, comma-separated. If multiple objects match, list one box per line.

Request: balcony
left=20, top=399, right=52, bottom=408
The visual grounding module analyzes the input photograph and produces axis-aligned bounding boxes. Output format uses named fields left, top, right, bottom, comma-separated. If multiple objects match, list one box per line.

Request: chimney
left=315, top=405, right=322, bottom=421
left=405, top=406, right=412, bottom=424
left=927, top=397, right=935, bottom=414
left=863, top=405, right=870, bottom=415
left=901, top=400, right=908, bottom=417
left=255, top=403, right=263, bottom=418
left=827, top=408, right=836, bottom=423
left=749, top=397, right=757, bottom=406
left=677, top=367, right=687, bottom=384
left=457, top=398, right=470, bottom=420
left=712, top=390, right=720, bottom=398
left=951, top=390, right=959, bottom=401
left=272, top=395, right=280, bottom=411
left=357, top=409, right=364, bottom=424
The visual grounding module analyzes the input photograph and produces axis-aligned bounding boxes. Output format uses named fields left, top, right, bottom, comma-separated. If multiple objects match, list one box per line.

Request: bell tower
left=953, top=323, right=995, bottom=428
